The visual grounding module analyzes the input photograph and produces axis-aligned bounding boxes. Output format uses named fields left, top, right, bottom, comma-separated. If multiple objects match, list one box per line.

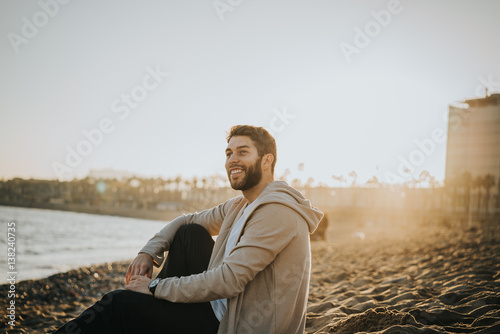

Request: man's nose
left=227, top=154, right=239, bottom=165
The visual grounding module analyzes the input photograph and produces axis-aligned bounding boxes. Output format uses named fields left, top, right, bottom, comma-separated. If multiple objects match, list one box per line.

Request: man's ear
left=261, top=153, right=274, bottom=171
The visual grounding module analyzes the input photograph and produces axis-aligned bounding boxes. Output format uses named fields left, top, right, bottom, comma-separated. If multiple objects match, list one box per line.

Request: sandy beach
left=2, top=219, right=499, bottom=334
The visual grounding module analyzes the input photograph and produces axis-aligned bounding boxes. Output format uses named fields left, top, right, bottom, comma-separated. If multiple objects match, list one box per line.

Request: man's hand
left=126, top=253, right=154, bottom=285
left=125, top=275, right=153, bottom=295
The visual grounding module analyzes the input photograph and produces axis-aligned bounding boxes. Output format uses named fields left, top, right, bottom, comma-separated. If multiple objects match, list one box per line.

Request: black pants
left=54, top=224, right=220, bottom=334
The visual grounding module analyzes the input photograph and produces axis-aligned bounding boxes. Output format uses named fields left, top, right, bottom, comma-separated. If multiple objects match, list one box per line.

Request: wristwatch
left=148, top=278, right=161, bottom=295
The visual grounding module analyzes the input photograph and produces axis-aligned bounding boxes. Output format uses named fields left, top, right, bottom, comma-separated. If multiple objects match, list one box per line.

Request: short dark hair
left=226, top=125, right=277, bottom=173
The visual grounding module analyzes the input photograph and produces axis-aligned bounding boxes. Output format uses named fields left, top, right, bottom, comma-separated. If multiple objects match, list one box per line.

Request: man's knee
left=177, top=224, right=211, bottom=240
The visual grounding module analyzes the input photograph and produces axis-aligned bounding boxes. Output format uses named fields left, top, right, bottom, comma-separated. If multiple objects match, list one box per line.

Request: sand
left=1, top=220, right=499, bottom=333
left=306, top=221, right=500, bottom=333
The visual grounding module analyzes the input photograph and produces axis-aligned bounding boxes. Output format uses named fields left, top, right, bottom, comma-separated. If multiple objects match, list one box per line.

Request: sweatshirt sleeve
left=153, top=203, right=301, bottom=302
left=139, top=197, right=240, bottom=267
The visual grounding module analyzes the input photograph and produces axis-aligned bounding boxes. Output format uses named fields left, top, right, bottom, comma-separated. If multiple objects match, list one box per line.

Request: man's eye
left=226, top=152, right=232, bottom=158
left=240, top=150, right=247, bottom=154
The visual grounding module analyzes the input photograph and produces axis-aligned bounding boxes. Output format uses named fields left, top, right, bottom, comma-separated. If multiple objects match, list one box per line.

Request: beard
left=228, top=158, right=263, bottom=191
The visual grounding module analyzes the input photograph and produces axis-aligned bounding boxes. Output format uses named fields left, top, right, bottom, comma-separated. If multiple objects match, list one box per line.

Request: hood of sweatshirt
left=249, top=180, right=324, bottom=234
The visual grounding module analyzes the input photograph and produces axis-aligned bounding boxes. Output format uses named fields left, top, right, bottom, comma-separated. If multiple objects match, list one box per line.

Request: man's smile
left=229, top=167, right=245, bottom=177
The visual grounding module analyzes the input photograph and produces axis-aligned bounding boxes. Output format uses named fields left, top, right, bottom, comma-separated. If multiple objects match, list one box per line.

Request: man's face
left=225, top=136, right=263, bottom=191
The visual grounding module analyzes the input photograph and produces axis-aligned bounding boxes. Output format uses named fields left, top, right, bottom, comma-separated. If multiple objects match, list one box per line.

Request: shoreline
left=2, top=221, right=499, bottom=333
left=0, top=202, right=184, bottom=222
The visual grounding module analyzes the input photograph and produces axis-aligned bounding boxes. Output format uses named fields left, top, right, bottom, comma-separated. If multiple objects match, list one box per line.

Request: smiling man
left=54, top=125, right=323, bottom=334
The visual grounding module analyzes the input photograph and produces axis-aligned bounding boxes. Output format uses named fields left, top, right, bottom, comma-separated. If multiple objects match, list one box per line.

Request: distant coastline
left=0, top=201, right=183, bottom=222
left=2, top=177, right=498, bottom=228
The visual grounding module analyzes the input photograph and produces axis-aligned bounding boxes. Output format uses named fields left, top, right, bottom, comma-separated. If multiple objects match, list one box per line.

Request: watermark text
left=6, top=221, right=17, bottom=327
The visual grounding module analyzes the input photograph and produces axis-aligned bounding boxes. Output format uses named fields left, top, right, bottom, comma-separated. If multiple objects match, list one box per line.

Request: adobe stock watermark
left=213, top=0, right=243, bottom=21
left=6, top=221, right=17, bottom=327
left=339, top=0, right=410, bottom=64
left=474, top=74, right=500, bottom=98
left=266, top=106, right=296, bottom=138
left=384, top=129, right=446, bottom=183
left=61, top=290, right=115, bottom=334
left=384, top=74, right=498, bottom=183
left=51, top=64, right=169, bottom=180
left=7, top=0, right=71, bottom=54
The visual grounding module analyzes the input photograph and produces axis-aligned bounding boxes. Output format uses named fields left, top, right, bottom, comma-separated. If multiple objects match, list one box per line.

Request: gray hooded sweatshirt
left=140, top=181, right=324, bottom=333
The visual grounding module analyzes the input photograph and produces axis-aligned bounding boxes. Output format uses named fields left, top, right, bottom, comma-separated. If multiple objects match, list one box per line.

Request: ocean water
left=0, top=206, right=170, bottom=282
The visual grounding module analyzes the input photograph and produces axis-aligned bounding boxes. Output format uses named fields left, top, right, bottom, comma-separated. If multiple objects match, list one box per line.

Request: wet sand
left=1, top=220, right=499, bottom=333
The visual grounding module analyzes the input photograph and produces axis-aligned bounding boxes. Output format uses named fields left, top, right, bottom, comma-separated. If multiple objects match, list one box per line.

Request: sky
left=1, top=0, right=499, bottom=186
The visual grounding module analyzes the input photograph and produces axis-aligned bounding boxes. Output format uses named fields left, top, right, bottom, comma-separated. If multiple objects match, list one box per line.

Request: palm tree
left=472, top=176, right=483, bottom=214
left=331, top=175, right=346, bottom=187
left=445, top=175, right=458, bottom=211
left=497, top=176, right=500, bottom=210
left=174, top=176, right=182, bottom=191
left=305, top=177, right=315, bottom=188
left=348, top=170, right=357, bottom=187
left=460, top=172, right=472, bottom=223
left=366, top=176, right=380, bottom=187
left=291, top=178, right=302, bottom=189
left=482, top=174, right=496, bottom=214
left=279, top=169, right=291, bottom=182
left=418, top=171, right=426, bottom=188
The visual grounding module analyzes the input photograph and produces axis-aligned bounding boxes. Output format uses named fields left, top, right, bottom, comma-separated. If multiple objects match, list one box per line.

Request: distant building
left=88, top=168, right=139, bottom=180
left=445, top=93, right=500, bottom=203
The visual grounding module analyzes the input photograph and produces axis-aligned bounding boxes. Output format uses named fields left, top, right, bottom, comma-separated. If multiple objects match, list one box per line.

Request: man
left=54, top=125, right=323, bottom=334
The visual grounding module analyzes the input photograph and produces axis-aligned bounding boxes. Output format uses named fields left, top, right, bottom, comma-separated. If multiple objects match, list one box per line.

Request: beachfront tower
left=445, top=93, right=500, bottom=215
